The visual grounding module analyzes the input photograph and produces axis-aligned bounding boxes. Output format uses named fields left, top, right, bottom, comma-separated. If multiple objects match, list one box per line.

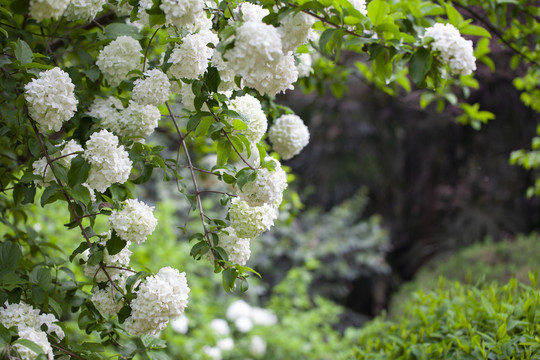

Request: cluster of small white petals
left=296, top=52, right=313, bottom=78
left=226, top=300, right=251, bottom=321
left=210, top=318, right=230, bottom=335
left=83, top=130, right=132, bottom=192
left=423, top=23, right=476, bottom=75
left=238, top=157, right=288, bottom=207
left=230, top=94, right=267, bottom=144
left=228, top=198, right=276, bottom=239
left=349, top=0, right=367, bottom=15
left=250, top=336, right=267, bottom=356
left=120, top=100, right=161, bottom=139
left=29, top=0, right=69, bottom=21
left=211, top=51, right=238, bottom=93
left=108, top=1, right=132, bottom=16
left=268, top=114, right=310, bottom=160
left=24, top=67, right=78, bottom=134
left=241, top=52, right=297, bottom=96
left=225, top=300, right=277, bottom=334
left=125, top=267, right=190, bottom=336
left=96, top=36, right=142, bottom=87
left=0, top=302, right=64, bottom=360
left=238, top=3, right=269, bottom=22
left=179, top=81, right=197, bottom=111
left=83, top=232, right=132, bottom=282
left=170, top=314, right=189, bottom=333
left=203, top=346, right=222, bottom=360
left=168, top=30, right=219, bottom=80
left=32, top=140, right=83, bottom=186
left=109, top=199, right=157, bottom=244
left=185, top=11, right=214, bottom=33
left=217, top=338, right=234, bottom=351
left=65, top=0, right=106, bottom=21
left=91, top=285, right=124, bottom=316
left=251, top=307, right=277, bottom=326
left=88, top=96, right=123, bottom=125
left=216, top=227, right=251, bottom=265
left=160, top=0, right=205, bottom=29
left=132, top=0, right=153, bottom=27
left=132, top=69, right=171, bottom=106
left=278, top=12, right=316, bottom=53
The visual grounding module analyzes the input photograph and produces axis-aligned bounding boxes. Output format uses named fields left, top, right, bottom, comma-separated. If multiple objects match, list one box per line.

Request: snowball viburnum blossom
left=230, top=94, right=267, bottom=144
left=24, top=67, right=78, bottom=134
left=238, top=158, right=288, bottom=207
left=125, top=267, right=190, bottom=336
left=64, top=0, right=106, bottom=21
left=278, top=12, right=316, bottom=53
left=132, top=69, right=171, bottom=106
left=423, top=23, right=477, bottom=76
left=96, top=36, right=142, bottom=87
left=210, top=318, right=230, bottom=335
left=296, top=52, right=313, bottom=78
left=216, top=227, right=251, bottom=265
left=238, top=3, right=269, bottom=22
left=168, top=30, right=219, bottom=80
left=228, top=198, right=276, bottom=239
left=120, top=101, right=161, bottom=140
left=160, top=0, right=205, bottom=29
left=268, top=114, right=310, bottom=160
left=29, top=0, right=70, bottom=21
left=91, top=283, right=124, bottom=316
left=83, top=232, right=132, bottom=282
left=83, top=130, right=132, bottom=192
left=109, top=199, right=158, bottom=244
left=88, top=96, right=123, bottom=127
left=32, top=139, right=83, bottom=186
left=241, top=52, right=298, bottom=96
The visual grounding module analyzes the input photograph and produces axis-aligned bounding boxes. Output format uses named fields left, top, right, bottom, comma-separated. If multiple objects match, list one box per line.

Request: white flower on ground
left=29, top=0, right=69, bottom=21
left=160, top=0, right=205, bottom=29
left=170, top=314, right=189, bottom=334
left=215, top=227, right=251, bottom=265
left=132, top=69, right=171, bottom=106
left=228, top=199, right=276, bottom=239
left=250, top=335, right=267, bottom=356
left=217, top=338, right=235, bottom=351
left=278, top=12, right=316, bottom=53
left=168, top=30, right=219, bottom=80
left=109, top=199, right=157, bottom=244
left=423, top=23, right=476, bottom=76
left=237, top=157, right=288, bottom=207
left=230, top=94, right=267, bottom=144
left=125, top=267, right=190, bottom=336
left=210, top=318, right=230, bottom=336
left=24, top=67, right=78, bottom=134
left=296, top=52, right=313, bottom=78
left=268, top=114, right=310, bottom=160
left=234, top=316, right=253, bottom=333
left=83, top=130, right=132, bottom=193
left=226, top=300, right=251, bottom=321
left=83, top=232, right=132, bottom=282
left=65, top=0, right=106, bottom=21
left=96, top=36, right=142, bottom=87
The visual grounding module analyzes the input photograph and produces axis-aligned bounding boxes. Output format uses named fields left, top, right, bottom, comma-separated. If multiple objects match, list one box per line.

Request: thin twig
left=143, top=28, right=160, bottom=73
left=197, top=190, right=235, bottom=197
left=50, top=342, right=85, bottom=359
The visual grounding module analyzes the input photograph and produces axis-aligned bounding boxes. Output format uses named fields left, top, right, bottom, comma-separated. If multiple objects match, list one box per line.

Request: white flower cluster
left=29, top=0, right=69, bottom=21
left=96, top=36, right=142, bottom=87
left=238, top=2, right=268, bottom=22
left=109, top=199, right=157, bottom=244
left=87, top=96, right=123, bottom=120
left=215, top=227, right=251, bottom=265
left=170, top=314, right=189, bottom=334
left=125, top=267, right=190, bottom=336
left=160, top=0, right=205, bottom=29
left=228, top=198, right=276, bottom=239
left=423, top=23, right=477, bottom=75
left=268, top=114, right=310, bottom=160
left=226, top=300, right=277, bottom=333
left=296, top=52, right=313, bottom=78
left=0, top=302, right=65, bottom=360
left=83, top=130, right=132, bottom=193
left=168, top=30, right=219, bottom=80
left=278, top=12, right=316, bottom=53
left=83, top=232, right=133, bottom=282
left=132, top=69, right=171, bottom=106
left=24, top=67, right=78, bottom=134
left=65, top=0, right=106, bottom=21
left=230, top=94, right=267, bottom=144
left=91, top=284, right=124, bottom=316
left=349, top=0, right=367, bottom=16
left=238, top=157, right=288, bottom=207
left=32, top=139, right=83, bottom=186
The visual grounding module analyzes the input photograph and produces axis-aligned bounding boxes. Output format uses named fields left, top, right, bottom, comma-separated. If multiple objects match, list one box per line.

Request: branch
left=143, top=28, right=160, bottom=73
left=50, top=11, right=116, bottom=51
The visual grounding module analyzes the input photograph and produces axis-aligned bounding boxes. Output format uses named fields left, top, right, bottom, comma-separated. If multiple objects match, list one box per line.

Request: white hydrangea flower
left=235, top=316, right=253, bottom=333
left=91, top=283, right=124, bottom=316
left=160, top=0, right=205, bottom=29
left=215, top=227, right=251, bottom=265
left=251, top=307, right=277, bottom=326
left=211, top=51, right=239, bottom=93
left=29, top=0, right=70, bottom=21
left=109, top=1, right=132, bottom=16
left=14, top=327, right=54, bottom=360
left=210, top=318, right=230, bottom=336
left=65, top=0, right=106, bottom=21
left=230, top=94, right=267, bottom=144
left=119, top=100, right=161, bottom=140
left=250, top=336, right=267, bottom=356
left=96, top=36, right=142, bottom=87
left=203, top=346, right=222, bottom=360
left=241, top=52, right=298, bottom=96
left=348, top=0, right=367, bottom=15
left=228, top=199, right=276, bottom=239
left=170, top=314, right=189, bottom=334
left=423, top=23, right=476, bottom=75
left=24, top=67, right=78, bottom=134
left=238, top=3, right=269, bottom=22
left=88, top=96, right=124, bottom=121
left=83, top=232, right=132, bottom=282
left=226, top=299, right=251, bottom=321
left=125, top=266, right=190, bottom=336
left=109, top=199, right=157, bottom=244
left=185, top=10, right=214, bottom=33
left=83, top=130, right=133, bottom=193
left=237, top=157, right=288, bottom=207
left=132, top=0, right=153, bottom=27
left=278, top=12, right=316, bottom=53
left=168, top=30, right=219, bottom=80
left=32, top=139, right=84, bottom=186
left=132, top=69, right=171, bottom=106
left=268, top=114, right=310, bottom=160
left=217, top=338, right=235, bottom=351
left=178, top=81, right=198, bottom=111
left=296, top=52, right=313, bottom=78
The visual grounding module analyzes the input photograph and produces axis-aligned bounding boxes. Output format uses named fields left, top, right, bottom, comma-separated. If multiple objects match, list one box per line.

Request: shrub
left=356, top=276, right=540, bottom=359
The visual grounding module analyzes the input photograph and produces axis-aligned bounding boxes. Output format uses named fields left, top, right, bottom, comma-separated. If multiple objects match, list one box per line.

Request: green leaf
left=194, top=116, right=214, bottom=137
left=409, top=48, right=432, bottom=84
left=460, top=24, right=491, bottom=38
left=236, top=169, right=257, bottom=191
left=68, top=155, right=90, bottom=188
left=69, top=184, right=91, bottom=205
left=0, top=242, right=22, bottom=280
left=70, top=241, right=89, bottom=262
left=222, top=267, right=237, bottom=292
left=319, top=28, right=336, bottom=54
left=13, top=339, right=45, bottom=356
left=106, top=232, right=127, bottom=256
left=367, top=0, right=389, bottom=26
left=41, top=184, right=61, bottom=207
left=29, top=267, right=52, bottom=291
left=104, top=23, right=142, bottom=40
left=15, top=39, right=33, bottom=65
left=217, top=140, right=232, bottom=166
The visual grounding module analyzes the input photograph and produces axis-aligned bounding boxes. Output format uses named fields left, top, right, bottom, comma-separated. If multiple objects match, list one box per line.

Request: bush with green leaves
left=356, top=276, right=540, bottom=359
